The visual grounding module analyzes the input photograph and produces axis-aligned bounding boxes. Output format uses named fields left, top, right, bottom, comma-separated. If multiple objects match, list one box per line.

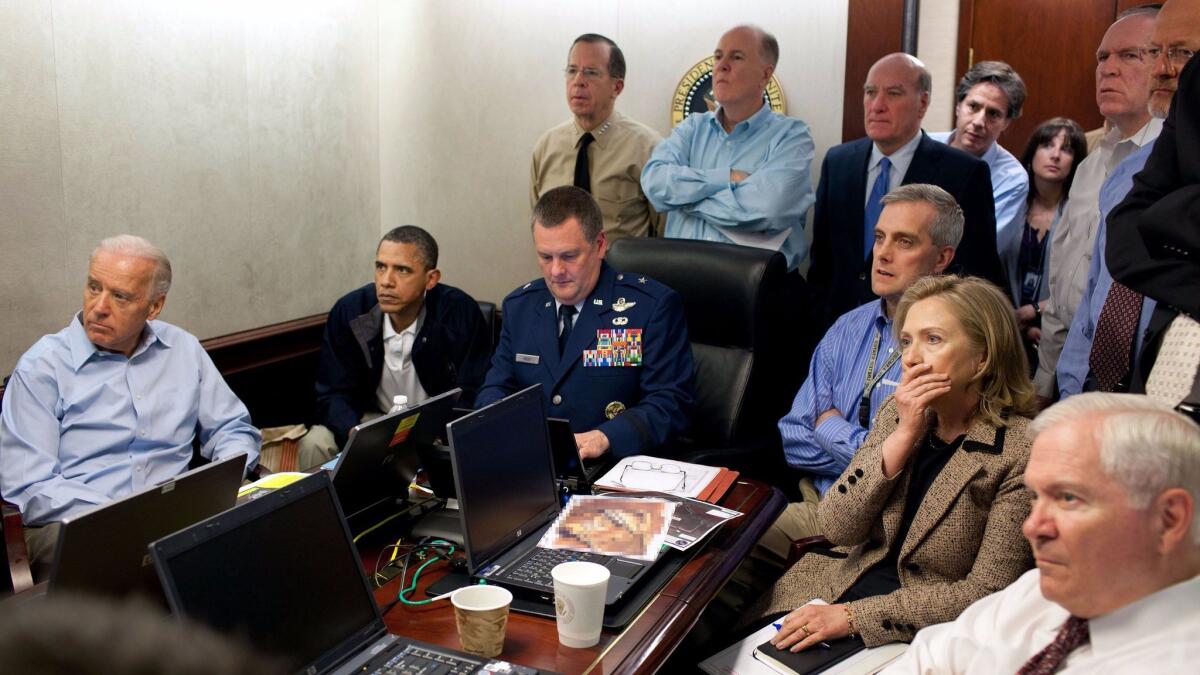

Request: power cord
left=375, top=538, right=461, bottom=613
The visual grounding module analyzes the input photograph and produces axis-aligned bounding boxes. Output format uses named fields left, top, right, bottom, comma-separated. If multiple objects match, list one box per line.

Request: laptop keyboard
left=506, top=547, right=606, bottom=589
left=369, top=643, right=482, bottom=675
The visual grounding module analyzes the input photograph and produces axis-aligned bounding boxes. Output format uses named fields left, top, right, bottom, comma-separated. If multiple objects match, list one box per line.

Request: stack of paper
left=594, top=455, right=739, bottom=503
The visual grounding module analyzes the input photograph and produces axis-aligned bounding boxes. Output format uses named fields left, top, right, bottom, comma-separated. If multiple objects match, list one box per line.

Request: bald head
left=863, top=53, right=932, bottom=154
left=722, top=24, right=779, bottom=67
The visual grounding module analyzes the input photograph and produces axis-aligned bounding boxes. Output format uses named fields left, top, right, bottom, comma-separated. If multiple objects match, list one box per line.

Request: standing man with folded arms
left=641, top=24, right=815, bottom=273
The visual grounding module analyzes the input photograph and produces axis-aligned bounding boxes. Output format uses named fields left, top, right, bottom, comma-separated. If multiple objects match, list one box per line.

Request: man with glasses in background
left=1105, top=0, right=1200, bottom=408
left=531, top=34, right=664, bottom=240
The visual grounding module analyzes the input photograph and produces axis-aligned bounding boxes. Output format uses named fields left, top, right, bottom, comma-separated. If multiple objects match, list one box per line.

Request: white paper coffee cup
left=551, top=561, right=610, bottom=648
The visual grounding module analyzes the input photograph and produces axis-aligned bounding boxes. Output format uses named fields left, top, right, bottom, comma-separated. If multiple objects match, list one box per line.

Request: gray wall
left=1, top=0, right=961, bottom=375
left=1, top=0, right=381, bottom=373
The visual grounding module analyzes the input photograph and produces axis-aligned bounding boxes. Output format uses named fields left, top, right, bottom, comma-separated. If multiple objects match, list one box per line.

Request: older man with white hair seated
left=884, top=392, right=1200, bottom=673
left=0, top=235, right=260, bottom=580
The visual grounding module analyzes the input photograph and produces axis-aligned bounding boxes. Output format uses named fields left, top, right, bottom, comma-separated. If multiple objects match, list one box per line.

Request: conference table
left=374, top=478, right=785, bottom=674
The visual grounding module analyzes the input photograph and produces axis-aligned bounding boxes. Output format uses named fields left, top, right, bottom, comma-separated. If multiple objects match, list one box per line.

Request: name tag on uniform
left=516, top=353, right=540, bottom=365
left=583, top=329, right=643, bottom=367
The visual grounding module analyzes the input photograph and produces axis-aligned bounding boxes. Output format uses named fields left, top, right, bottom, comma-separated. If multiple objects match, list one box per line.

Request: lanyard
left=859, top=326, right=901, bottom=427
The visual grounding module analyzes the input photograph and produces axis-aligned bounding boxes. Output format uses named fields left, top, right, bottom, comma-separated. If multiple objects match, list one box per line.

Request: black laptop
left=48, top=453, right=247, bottom=603
left=445, top=385, right=657, bottom=608
left=330, top=388, right=460, bottom=531
left=547, top=417, right=614, bottom=495
left=149, top=472, right=546, bottom=675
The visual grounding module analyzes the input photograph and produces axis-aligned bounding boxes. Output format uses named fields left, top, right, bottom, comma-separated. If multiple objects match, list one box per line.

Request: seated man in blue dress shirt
left=640, top=24, right=815, bottom=272
left=765, top=184, right=963, bottom=563
left=0, top=235, right=260, bottom=579
left=476, top=186, right=694, bottom=460
left=929, top=61, right=1029, bottom=246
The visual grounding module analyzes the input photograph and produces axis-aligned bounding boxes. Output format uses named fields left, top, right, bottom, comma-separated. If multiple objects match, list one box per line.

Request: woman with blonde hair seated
left=751, top=275, right=1038, bottom=653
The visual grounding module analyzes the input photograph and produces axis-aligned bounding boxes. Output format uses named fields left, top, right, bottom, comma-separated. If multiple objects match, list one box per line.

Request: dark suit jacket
left=475, top=261, right=695, bottom=458
left=314, top=283, right=492, bottom=447
left=756, top=397, right=1034, bottom=647
left=1108, top=57, right=1200, bottom=319
left=808, top=132, right=1003, bottom=327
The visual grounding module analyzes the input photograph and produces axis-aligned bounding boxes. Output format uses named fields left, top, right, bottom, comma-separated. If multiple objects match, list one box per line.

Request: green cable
left=396, top=540, right=457, bottom=606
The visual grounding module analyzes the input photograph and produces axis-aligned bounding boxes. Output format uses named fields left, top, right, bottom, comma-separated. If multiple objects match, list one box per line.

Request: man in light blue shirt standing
left=929, top=61, right=1029, bottom=248
left=0, top=235, right=260, bottom=579
left=640, top=24, right=815, bottom=272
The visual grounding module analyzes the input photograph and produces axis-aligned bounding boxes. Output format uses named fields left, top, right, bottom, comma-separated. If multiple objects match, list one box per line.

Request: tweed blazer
left=757, top=396, right=1034, bottom=647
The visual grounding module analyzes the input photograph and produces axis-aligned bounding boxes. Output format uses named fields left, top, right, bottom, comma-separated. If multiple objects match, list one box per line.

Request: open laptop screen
left=448, top=384, right=559, bottom=575
left=152, top=474, right=382, bottom=673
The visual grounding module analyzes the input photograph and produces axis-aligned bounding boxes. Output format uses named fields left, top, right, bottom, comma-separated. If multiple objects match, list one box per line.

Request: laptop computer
left=150, top=472, right=546, bottom=675
left=445, top=385, right=655, bottom=608
left=48, top=452, right=248, bottom=603
left=330, top=388, right=460, bottom=531
left=546, top=417, right=615, bottom=495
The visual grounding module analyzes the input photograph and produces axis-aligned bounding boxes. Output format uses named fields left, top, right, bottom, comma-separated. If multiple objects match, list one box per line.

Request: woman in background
left=1001, top=118, right=1088, bottom=370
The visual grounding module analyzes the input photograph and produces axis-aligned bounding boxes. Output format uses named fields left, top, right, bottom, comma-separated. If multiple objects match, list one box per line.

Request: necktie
left=1016, top=616, right=1089, bottom=675
left=1089, top=281, right=1144, bottom=392
left=574, top=132, right=595, bottom=193
left=863, top=157, right=891, bottom=258
left=558, top=304, right=577, bottom=355
left=1146, top=314, right=1200, bottom=405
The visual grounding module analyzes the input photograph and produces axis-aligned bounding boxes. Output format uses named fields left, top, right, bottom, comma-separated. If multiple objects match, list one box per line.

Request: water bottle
left=389, top=395, right=409, bottom=413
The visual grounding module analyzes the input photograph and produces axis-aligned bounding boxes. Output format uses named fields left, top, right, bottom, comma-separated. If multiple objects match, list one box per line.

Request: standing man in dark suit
left=1107, top=0, right=1200, bottom=405
left=476, top=186, right=694, bottom=460
left=808, top=53, right=1002, bottom=328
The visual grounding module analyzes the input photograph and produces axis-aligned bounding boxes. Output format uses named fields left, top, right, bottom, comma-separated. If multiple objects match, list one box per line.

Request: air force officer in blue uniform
left=476, top=186, right=695, bottom=459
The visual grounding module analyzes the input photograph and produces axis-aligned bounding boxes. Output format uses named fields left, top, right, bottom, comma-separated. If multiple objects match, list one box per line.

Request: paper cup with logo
left=551, top=561, right=610, bottom=648
left=450, top=585, right=512, bottom=657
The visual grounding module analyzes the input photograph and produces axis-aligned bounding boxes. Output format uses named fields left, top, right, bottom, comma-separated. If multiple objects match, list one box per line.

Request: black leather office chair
left=607, top=238, right=810, bottom=483
left=477, top=300, right=498, bottom=350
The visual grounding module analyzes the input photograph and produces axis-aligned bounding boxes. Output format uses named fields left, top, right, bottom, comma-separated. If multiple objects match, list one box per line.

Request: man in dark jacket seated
left=298, top=226, right=492, bottom=468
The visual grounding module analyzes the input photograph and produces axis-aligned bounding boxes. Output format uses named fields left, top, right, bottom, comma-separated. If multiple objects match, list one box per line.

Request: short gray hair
left=955, top=61, right=1026, bottom=120
left=92, top=235, right=172, bottom=299
left=1032, top=393, right=1200, bottom=543
left=880, top=183, right=964, bottom=249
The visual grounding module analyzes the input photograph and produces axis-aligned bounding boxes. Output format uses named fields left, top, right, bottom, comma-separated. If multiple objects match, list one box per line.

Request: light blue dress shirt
left=641, top=102, right=815, bottom=271
left=930, top=131, right=1029, bottom=247
left=0, top=316, right=261, bottom=525
left=1056, top=141, right=1158, bottom=399
left=778, top=300, right=900, bottom=495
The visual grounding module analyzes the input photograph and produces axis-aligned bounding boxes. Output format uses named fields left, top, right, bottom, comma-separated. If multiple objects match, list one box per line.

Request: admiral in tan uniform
left=476, top=187, right=694, bottom=459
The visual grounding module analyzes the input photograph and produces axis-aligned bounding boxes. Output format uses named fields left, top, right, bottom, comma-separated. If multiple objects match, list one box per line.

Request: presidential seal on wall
left=671, top=56, right=786, bottom=127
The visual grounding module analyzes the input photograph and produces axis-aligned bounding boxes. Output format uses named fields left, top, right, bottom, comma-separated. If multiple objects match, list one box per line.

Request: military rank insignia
left=583, top=329, right=643, bottom=367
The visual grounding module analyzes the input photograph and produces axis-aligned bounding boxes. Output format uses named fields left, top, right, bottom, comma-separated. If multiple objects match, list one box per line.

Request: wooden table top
left=373, top=479, right=785, bottom=674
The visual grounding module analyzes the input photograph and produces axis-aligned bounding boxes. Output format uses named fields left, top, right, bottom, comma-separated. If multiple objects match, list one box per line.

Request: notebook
left=330, top=388, right=460, bottom=530
left=48, top=452, right=248, bottom=604
left=445, top=384, right=655, bottom=607
left=149, top=472, right=545, bottom=675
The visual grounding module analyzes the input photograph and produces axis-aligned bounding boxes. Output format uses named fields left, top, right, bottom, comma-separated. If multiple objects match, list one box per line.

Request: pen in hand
left=773, top=622, right=832, bottom=649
